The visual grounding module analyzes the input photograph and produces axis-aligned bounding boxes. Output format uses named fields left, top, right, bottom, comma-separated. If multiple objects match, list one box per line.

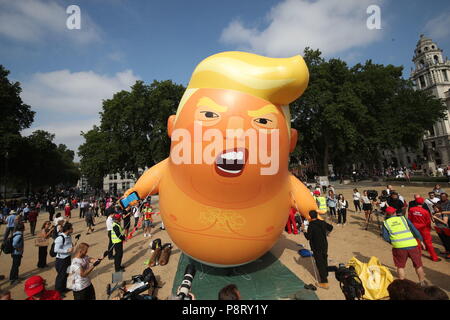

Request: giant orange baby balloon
left=122, top=51, right=320, bottom=267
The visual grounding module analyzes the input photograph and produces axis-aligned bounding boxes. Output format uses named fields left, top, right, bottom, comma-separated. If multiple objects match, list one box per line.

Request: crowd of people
left=283, top=182, right=449, bottom=299
left=1, top=183, right=449, bottom=300
left=0, top=192, right=168, bottom=300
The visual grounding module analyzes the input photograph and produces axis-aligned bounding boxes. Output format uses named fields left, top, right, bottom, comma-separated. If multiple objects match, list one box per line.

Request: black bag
left=1, top=234, right=19, bottom=254
left=49, top=235, right=65, bottom=257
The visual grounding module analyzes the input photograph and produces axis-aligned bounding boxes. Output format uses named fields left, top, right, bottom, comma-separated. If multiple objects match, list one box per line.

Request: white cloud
left=21, top=69, right=139, bottom=115
left=220, top=0, right=385, bottom=57
left=20, top=68, right=139, bottom=157
left=424, top=12, right=450, bottom=41
left=0, top=0, right=102, bottom=44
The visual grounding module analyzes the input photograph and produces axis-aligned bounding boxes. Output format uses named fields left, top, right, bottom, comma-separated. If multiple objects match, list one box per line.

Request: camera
left=328, top=264, right=365, bottom=300
left=367, top=190, right=378, bottom=201
left=109, top=268, right=159, bottom=300
left=176, top=264, right=196, bottom=300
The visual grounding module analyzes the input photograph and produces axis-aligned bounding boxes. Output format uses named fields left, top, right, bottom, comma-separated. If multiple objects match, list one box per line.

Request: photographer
left=301, top=210, right=333, bottom=289
left=387, top=192, right=406, bottom=216
left=54, top=222, right=74, bottom=296
left=69, top=243, right=102, bottom=300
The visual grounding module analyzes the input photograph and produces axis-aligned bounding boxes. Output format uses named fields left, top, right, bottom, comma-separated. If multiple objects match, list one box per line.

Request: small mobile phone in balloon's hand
left=120, top=192, right=140, bottom=209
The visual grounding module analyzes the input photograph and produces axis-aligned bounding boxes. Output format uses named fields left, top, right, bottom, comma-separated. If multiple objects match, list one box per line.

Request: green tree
left=290, top=49, right=447, bottom=176
left=8, top=130, right=80, bottom=193
left=79, top=80, right=185, bottom=184
left=78, top=126, right=110, bottom=189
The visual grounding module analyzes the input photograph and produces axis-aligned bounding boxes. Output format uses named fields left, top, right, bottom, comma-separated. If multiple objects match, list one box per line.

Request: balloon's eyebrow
left=197, top=97, right=228, bottom=112
left=248, top=104, right=279, bottom=117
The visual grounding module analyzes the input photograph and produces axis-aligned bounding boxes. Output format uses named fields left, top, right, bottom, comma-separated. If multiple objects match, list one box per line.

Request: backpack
left=1, top=234, right=20, bottom=254
left=49, top=235, right=65, bottom=258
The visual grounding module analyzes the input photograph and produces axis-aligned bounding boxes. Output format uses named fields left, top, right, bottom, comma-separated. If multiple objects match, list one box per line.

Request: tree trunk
left=321, top=141, right=330, bottom=176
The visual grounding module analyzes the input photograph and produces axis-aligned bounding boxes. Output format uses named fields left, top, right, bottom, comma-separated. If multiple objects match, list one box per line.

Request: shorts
left=362, top=203, right=372, bottom=211
left=392, top=246, right=422, bottom=268
left=86, top=219, right=94, bottom=227
left=143, top=220, right=154, bottom=228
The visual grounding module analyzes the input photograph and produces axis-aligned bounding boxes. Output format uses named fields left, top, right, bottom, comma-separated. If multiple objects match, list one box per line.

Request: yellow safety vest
left=383, top=216, right=418, bottom=249
left=111, top=222, right=123, bottom=244
left=315, top=196, right=327, bottom=211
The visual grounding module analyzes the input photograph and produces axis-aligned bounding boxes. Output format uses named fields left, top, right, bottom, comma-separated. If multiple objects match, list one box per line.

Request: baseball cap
left=24, top=276, right=45, bottom=297
left=313, top=190, right=320, bottom=195
left=113, top=214, right=122, bottom=220
left=416, top=197, right=424, bottom=205
left=385, top=207, right=396, bottom=214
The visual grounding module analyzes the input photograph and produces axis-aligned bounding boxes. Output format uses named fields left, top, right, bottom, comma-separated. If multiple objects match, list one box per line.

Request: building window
left=113, top=174, right=117, bottom=180
left=434, top=55, right=439, bottom=64
left=419, top=75, right=426, bottom=88
left=109, top=174, right=113, bottom=180
left=122, top=182, right=126, bottom=190
left=443, top=70, right=449, bottom=82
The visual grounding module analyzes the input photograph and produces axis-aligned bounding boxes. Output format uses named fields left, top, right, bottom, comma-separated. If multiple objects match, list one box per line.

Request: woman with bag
left=68, top=243, right=102, bottom=300
left=36, top=221, right=54, bottom=268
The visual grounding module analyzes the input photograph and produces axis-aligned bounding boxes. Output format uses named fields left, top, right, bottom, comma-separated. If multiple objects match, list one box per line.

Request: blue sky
left=1, top=0, right=449, bottom=158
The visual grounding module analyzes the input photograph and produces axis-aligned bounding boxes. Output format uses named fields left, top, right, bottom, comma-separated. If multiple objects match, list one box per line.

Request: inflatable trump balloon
left=121, top=51, right=320, bottom=267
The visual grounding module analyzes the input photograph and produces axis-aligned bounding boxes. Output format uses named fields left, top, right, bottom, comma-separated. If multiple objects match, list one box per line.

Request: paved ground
left=0, top=184, right=449, bottom=300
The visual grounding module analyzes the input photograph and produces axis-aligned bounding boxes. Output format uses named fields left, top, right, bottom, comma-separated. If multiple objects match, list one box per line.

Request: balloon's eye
left=201, top=111, right=219, bottom=118
left=254, top=118, right=271, bottom=125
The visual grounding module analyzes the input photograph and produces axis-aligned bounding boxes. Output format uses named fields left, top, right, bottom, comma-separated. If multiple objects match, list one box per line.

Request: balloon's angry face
left=168, top=88, right=290, bottom=206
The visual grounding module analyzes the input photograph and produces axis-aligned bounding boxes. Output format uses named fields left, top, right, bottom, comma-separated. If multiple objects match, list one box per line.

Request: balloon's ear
left=167, top=115, right=176, bottom=137
left=290, top=128, right=298, bottom=153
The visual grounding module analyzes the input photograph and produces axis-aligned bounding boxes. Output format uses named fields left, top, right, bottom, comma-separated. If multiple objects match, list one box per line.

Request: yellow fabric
left=347, top=256, right=394, bottom=300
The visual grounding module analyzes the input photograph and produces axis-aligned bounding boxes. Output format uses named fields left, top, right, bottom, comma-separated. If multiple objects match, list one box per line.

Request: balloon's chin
left=184, top=252, right=253, bottom=268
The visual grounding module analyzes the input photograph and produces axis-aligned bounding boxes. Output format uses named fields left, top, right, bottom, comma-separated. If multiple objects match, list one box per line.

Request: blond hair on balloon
left=174, top=51, right=310, bottom=134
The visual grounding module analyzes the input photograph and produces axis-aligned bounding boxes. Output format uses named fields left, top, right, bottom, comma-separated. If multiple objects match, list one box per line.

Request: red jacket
left=408, top=206, right=431, bottom=229
left=27, top=210, right=38, bottom=222
left=26, top=290, right=62, bottom=300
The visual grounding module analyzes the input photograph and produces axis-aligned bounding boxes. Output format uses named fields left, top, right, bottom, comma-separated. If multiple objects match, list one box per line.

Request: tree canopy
left=79, top=80, right=185, bottom=185
left=290, top=48, right=447, bottom=176
left=0, top=65, right=80, bottom=194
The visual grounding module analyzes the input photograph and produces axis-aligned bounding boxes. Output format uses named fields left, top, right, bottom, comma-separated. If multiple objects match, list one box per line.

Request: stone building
left=409, top=35, right=450, bottom=172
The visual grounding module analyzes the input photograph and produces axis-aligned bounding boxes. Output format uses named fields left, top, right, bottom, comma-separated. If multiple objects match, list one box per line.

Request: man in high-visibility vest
left=382, top=206, right=427, bottom=286
left=142, top=203, right=155, bottom=238
left=111, top=214, right=126, bottom=272
left=313, top=190, right=327, bottom=215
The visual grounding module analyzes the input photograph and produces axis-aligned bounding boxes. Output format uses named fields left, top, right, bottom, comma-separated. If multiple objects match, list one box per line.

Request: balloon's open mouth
left=214, top=148, right=248, bottom=177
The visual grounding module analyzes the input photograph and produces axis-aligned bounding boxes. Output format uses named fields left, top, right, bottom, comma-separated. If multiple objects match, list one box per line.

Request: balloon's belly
left=158, top=177, right=291, bottom=267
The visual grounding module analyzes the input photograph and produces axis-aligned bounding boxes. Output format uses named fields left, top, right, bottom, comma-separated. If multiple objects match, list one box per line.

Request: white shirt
left=69, top=256, right=92, bottom=292
left=133, top=207, right=140, bottom=218
left=53, top=216, right=65, bottom=226
left=337, top=200, right=348, bottom=210
left=106, top=216, right=113, bottom=231
left=353, top=192, right=360, bottom=201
